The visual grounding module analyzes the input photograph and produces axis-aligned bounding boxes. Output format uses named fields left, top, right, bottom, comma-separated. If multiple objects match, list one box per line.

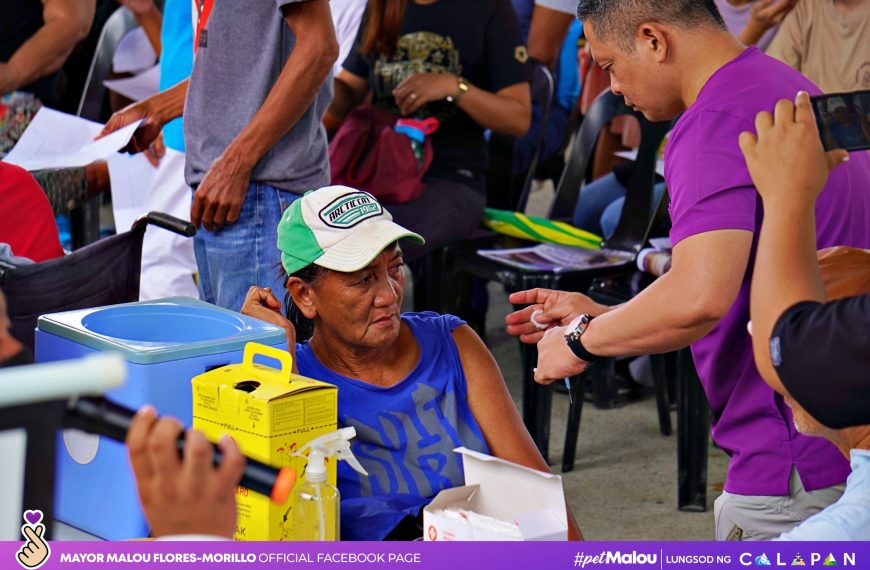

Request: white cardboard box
left=423, top=447, right=568, bottom=541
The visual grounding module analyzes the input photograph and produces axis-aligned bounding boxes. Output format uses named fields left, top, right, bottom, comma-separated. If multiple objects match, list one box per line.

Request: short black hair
left=577, top=0, right=726, bottom=52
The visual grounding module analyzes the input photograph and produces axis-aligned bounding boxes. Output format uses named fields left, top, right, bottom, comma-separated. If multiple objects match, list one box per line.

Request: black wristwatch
left=564, top=314, right=601, bottom=362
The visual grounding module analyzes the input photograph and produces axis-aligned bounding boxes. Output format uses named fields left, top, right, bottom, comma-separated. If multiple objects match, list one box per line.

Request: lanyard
left=195, top=0, right=212, bottom=51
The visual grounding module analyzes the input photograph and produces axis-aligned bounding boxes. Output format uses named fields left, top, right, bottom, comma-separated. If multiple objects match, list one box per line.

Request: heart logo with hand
left=17, top=509, right=50, bottom=569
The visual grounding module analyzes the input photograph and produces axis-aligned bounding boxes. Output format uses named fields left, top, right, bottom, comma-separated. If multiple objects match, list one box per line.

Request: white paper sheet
left=103, top=64, right=160, bottom=102
left=2, top=108, right=142, bottom=171
left=112, top=26, right=157, bottom=74
left=107, top=152, right=158, bottom=232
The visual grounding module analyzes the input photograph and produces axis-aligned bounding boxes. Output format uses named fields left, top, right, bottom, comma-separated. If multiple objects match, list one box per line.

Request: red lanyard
left=194, top=0, right=213, bottom=53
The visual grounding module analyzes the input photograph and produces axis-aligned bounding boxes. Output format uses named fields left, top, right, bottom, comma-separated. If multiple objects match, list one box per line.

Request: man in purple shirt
left=506, top=0, right=870, bottom=539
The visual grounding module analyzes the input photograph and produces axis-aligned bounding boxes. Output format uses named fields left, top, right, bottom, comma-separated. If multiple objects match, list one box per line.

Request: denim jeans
left=572, top=172, right=666, bottom=240
left=600, top=181, right=667, bottom=239
left=572, top=173, right=626, bottom=237
left=193, top=182, right=299, bottom=311
left=513, top=102, right=570, bottom=175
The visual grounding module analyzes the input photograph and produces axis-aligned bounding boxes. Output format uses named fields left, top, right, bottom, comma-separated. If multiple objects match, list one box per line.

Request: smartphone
left=810, top=90, right=870, bottom=152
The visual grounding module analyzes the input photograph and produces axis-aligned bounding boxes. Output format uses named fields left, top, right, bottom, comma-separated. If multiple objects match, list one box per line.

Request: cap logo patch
left=318, top=192, right=383, bottom=228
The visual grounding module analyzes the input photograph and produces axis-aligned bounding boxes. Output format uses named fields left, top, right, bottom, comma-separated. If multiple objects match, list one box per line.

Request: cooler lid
left=37, top=297, right=287, bottom=364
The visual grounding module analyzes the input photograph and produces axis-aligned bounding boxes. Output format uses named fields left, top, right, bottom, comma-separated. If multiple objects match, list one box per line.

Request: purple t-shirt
left=665, top=47, right=870, bottom=496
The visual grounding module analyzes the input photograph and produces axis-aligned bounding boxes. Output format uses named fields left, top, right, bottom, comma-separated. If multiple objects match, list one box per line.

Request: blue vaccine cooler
left=35, top=297, right=288, bottom=540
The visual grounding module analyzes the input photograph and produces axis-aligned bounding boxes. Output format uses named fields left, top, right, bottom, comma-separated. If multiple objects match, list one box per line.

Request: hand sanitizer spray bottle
left=291, top=427, right=367, bottom=541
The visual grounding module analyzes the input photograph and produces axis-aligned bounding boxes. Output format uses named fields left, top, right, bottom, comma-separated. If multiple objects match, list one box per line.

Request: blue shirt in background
left=158, top=0, right=193, bottom=152
left=556, top=20, right=582, bottom=110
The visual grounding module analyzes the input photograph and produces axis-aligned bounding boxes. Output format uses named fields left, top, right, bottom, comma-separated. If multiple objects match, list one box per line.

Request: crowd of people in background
left=1, top=0, right=868, bottom=542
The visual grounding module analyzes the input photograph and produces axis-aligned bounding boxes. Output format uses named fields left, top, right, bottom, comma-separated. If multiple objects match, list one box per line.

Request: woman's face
left=305, top=245, right=406, bottom=349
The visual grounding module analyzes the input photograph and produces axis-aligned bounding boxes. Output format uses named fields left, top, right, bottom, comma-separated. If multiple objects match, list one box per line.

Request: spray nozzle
left=292, top=427, right=368, bottom=482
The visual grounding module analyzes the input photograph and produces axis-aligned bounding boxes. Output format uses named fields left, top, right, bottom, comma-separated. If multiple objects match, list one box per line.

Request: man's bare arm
left=223, top=0, right=337, bottom=172
left=531, top=229, right=753, bottom=383
left=527, top=5, right=573, bottom=67
left=581, top=229, right=753, bottom=356
left=190, top=0, right=338, bottom=230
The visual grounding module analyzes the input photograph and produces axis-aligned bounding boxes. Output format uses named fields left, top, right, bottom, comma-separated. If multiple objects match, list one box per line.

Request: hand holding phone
left=739, top=91, right=850, bottom=205
left=811, top=90, right=870, bottom=152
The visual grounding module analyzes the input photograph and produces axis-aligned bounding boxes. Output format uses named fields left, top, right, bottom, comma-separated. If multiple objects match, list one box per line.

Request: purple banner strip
left=1, top=540, right=867, bottom=570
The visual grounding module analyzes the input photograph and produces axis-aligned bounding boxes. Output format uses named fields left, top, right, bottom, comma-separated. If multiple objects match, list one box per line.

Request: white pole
left=0, top=354, right=126, bottom=408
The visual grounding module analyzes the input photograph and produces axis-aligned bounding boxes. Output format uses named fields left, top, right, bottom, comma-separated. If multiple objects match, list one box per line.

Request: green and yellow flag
left=483, top=208, right=602, bottom=250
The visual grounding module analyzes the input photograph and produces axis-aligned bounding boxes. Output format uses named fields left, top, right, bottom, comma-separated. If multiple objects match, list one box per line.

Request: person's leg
left=513, top=103, right=570, bottom=175
left=387, top=178, right=486, bottom=262
left=512, top=102, right=544, bottom=177
left=598, top=180, right=667, bottom=240
left=193, top=183, right=299, bottom=310
left=255, top=186, right=299, bottom=297
left=599, top=196, right=624, bottom=241
left=714, top=470, right=845, bottom=541
left=193, top=230, right=216, bottom=304
left=571, top=173, right=626, bottom=236
left=590, top=128, right=626, bottom=181
left=138, top=148, right=198, bottom=300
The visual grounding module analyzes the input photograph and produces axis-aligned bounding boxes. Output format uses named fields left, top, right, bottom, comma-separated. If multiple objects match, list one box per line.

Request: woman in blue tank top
left=237, top=185, right=581, bottom=541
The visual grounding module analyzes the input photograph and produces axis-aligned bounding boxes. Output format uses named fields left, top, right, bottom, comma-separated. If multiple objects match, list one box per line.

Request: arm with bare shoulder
left=452, top=324, right=583, bottom=540
left=0, top=0, right=96, bottom=95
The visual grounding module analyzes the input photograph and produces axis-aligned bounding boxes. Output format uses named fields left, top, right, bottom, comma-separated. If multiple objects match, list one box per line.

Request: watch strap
left=565, top=314, right=601, bottom=362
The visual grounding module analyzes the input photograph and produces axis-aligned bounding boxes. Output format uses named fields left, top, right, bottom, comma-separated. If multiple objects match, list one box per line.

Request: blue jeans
left=513, top=102, right=570, bottom=175
left=600, top=181, right=667, bottom=239
left=572, top=173, right=667, bottom=240
left=193, top=182, right=299, bottom=311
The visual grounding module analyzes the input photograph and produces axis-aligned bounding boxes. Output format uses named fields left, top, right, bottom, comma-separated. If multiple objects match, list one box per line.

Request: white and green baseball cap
left=277, top=186, right=424, bottom=275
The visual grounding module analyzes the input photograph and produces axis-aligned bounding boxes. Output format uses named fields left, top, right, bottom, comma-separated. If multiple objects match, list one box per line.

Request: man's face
left=585, top=22, right=684, bottom=122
